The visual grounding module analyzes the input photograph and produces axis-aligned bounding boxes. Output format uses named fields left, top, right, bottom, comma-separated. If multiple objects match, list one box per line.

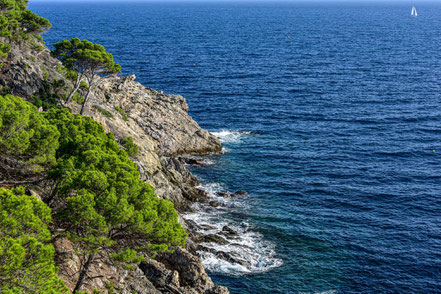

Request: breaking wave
left=183, top=182, right=283, bottom=275
left=212, top=130, right=252, bottom=144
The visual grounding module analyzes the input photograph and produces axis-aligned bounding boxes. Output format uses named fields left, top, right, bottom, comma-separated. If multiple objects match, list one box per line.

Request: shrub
left=121, top=136, right=138, bottom=157
left=0, top=187, right=69, bottom=293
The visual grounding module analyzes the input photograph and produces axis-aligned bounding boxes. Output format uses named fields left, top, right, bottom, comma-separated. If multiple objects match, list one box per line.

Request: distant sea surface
left=31, top=1, right=441, bottom=293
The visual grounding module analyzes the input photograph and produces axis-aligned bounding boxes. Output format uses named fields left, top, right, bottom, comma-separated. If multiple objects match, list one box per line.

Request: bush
left=114, top=106, right=128, bottom=121
left=121, top=136, right=139, bottom=157
left=0, top=94, right=59, bottom=172
left=0, top=187, right=69, bottom=293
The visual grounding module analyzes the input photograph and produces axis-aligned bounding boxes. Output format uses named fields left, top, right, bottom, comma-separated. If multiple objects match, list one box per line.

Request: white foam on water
left=183, top=182, right=283, bottom=276
left=212, top=130, right=252, bottom=144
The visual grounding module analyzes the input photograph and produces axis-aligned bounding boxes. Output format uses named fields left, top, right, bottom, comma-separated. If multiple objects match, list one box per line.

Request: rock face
left=0, top=42, right=228, bottom=293
left=84, top=74, right=221, bottom=211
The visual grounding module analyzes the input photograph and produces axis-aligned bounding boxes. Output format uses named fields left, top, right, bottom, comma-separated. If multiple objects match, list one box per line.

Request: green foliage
left=52, top=38, right=121, bottom=109
left=111, top=248, right=145, bottom=269
left=32, top=79, right=67, bottom=109
left=114, top=106, right=128, bottom=121
left=45, top=108, right=186, bottom=253
left=72, top=92, right=85, bottom=104
left=52, top=38, right=121, bottom=76
left=40, top=65, right=48, bottom=79
left=0, top=94, right=59, bottom=172
left=0, top=96, right=187, bottom=290
left=29, top=40, right=43, bottom=52
left=0, top=187, right=68, bottom=293
left=80, top=80, right=89, bottom=90
left=93, top=105, right=114, bottom=119
left=0, top=0, right=51, bottom=58
left=121, top=136, right=138, bottom=157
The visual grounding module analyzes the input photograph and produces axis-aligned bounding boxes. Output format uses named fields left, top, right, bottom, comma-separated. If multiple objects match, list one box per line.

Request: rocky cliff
left=0, top=39, right=229, bottom=294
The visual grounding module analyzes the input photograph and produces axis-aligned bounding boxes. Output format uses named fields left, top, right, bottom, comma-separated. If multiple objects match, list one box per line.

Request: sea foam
left=212, top=130, right=252, bottom=144
left=183, top=182, right=283, bottom=276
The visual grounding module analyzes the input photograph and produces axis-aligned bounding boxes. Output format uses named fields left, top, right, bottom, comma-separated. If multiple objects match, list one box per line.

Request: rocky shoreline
left=0, top=40, right=244, bottom=293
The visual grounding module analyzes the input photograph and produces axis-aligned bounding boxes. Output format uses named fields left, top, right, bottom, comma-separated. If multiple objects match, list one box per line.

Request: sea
left=31, top=1, right=441, bottom=293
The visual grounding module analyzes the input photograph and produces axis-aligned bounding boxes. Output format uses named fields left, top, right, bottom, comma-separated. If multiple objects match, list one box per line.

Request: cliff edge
left=0, top=34, right=228, bottom=294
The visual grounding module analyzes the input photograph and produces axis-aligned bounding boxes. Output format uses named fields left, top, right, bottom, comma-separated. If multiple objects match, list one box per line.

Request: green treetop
left=52, top=38, right=121, bottom=113
left=0, top=94, right=59, bottom=182
left=0, top=0, right=51, bottom=55
left=0, top=186, right=68, bottom=293
left=45, top=108, right=186, bottom=292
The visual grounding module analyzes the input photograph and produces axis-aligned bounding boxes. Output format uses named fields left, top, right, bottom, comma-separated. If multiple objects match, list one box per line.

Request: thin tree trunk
left=80, top=75, right=95, bottom=115
left=80, top=86, right=92, bottom=115
left=73, top=253, right=95, bottom=293
left=65, top=74, right=82, bottom=104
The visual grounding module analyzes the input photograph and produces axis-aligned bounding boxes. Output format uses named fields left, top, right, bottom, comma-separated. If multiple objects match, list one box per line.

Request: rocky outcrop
left=0, top=41, right=228, bottom=293
left=81, top=74, right=221, bottom=211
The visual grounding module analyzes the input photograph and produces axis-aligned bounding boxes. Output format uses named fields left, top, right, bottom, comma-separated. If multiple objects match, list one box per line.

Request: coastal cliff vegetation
left=0, top=94, right=187, bottom=292
left=0, top=2, right=189, bottom=292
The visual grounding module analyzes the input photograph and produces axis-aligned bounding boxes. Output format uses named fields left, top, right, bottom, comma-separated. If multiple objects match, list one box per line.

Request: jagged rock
left=179, top=157, right=204, bottom=165
left=217, top=192, right=235, bottom=198
left=221, top=226, right=238, bottom=236
left=93, top=75, right=222, bottom=157
left=54, top=238, right=160, bottom=294
left=194, top=234, right=229, bottom=245
left=209, top=201, right=222, bottom=208
left=235, top=190, right=247, bottom=195
left=139, top=259, right=182, bottom=293
left=158, top=247, right=217, bottom=294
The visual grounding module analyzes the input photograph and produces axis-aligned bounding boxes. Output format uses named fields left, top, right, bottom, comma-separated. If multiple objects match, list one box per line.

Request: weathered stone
left=209, top=201, right=222, bottom=208
left=158, top=247, right=216, bottom=293
left=222, top=226, right=238, bottom=236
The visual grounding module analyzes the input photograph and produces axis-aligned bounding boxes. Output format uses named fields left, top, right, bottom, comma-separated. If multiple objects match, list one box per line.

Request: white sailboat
left=411, top=6, right=418, bottom=17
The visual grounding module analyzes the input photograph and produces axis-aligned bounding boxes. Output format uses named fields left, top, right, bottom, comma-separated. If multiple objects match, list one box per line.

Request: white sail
left=411, top=6, right=418, bottom=17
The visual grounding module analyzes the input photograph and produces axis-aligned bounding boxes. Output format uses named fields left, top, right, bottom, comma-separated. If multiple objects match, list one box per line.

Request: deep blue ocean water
left=31, top=1, right=441, bottom=293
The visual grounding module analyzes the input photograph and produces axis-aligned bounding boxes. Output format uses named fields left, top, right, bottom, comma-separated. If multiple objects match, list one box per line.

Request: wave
left=212, top=130, right=252, bottom=144
left=183, top=182, right=283, bottom=275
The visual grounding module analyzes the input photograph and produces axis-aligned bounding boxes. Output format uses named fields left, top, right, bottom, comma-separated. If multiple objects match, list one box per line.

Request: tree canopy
left=0, top=0, right=51, bottom=57
left=0, top=95, right=187, bottom=292
left=52, top=38, right=121, bottom=112
left=0, top=94, right=59, bottom=178
left=0, top=186, right=69, bottom=293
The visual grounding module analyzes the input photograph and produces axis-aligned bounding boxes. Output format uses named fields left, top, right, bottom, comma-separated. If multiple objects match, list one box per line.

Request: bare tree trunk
left=80, top=75, right=95, bottom=115
left=73, top=253, right=95, bottom=293
left=80, top=86, right=92, bottom=115
left=65, top=74, right=82, bottom=104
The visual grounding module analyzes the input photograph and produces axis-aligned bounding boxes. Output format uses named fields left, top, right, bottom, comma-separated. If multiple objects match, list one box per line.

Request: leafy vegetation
left=93, top=105, right=114, bottom=119
left=0, top=186, right=69, bottom=293
left=43, top=108, right=186, bottom=291
left=114, top=106, right=128, bottom=121
left=52, top=38, right=121, bottom=113
left=0, top=95, right=187, bottom=292
left=0, top=94, right=59, bottom=176
left=121, top=136, right=139, bottom=157
left=0, top=4, right=188, bottom=293
left=0, top=0, right=51, bottom=58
